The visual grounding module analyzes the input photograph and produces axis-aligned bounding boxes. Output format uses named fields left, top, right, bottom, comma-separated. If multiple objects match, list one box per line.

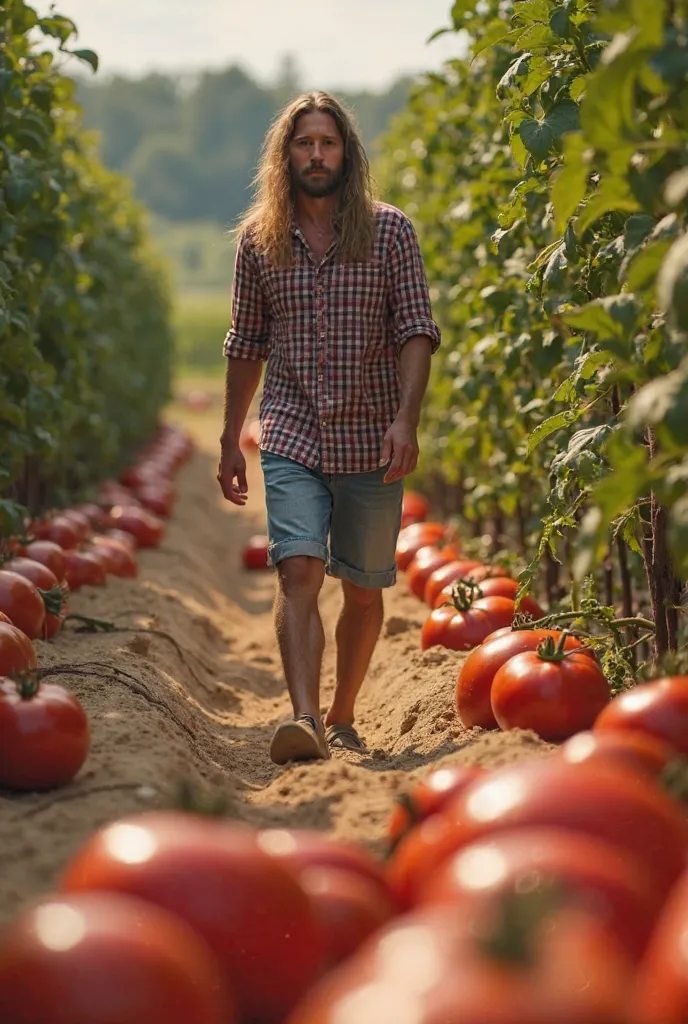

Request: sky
left=34, top=0, right=467, bottom=90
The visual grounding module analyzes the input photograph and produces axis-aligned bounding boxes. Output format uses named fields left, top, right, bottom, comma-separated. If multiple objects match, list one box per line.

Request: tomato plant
left=594, top=676, right=688, bottom=757
left=0, top=674, right=90, bottom=790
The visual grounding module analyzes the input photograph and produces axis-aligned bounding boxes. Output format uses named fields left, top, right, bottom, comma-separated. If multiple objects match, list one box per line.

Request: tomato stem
left=38, top=584, right=68, bottom=617
left=447, top=579, right=480, bottom=612
left=7, top=669, right=41, bottom=700
left=477, top=882, right=567, bottom=967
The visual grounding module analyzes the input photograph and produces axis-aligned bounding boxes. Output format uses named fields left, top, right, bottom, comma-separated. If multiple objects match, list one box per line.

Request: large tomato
left=136, top=479, right=176, bottom=518
left=60, top=509, right=93, bottom=542
left=634, top=869, right=688, bottom=1023
left=395, top=522, right=451, bottom=572
left=109, top=506, right=165, bottom=548
left=285, top=901, right=632, bottom=1024
left=21, top=540, right=67, bottom=581
left=436, top=575, right=545, bottom=618
left=0, top=891, right=233, bottom=1024
left=0, top=676, right=90, bottom=790
left=421, top=596, right=516, bottom=652
left=90, top=536, right=139, bottom=577
left=0, top=621, right=37, bottom=677
left=242, top=535, right=271, bottom=569
left=417, top=827, right=660, bottom=963
left=387, top=758, right=688, bottom=908
left=490, top=637, right=610, bottom=741
left=559, top=729, right=676, bottom=781
left=60, top=813, right=324, bottom=1023
left=0, top=570, right=46, bottom=639
left=33, top=514, right=81, bottom=549
left=424, top=559, right=486, bottom=607
left=594, top=676, right=688, bottom=757
left=387, top=764, right=486, bottom=849
left=408, top=544, right=460, bottom=601
left=456, top=628, right=595, bottom=730
left=3, top=557, right=67, bottom=639
left=63, top=550, right=107, bottom=590
left=401, top=490, right=429, bottom=526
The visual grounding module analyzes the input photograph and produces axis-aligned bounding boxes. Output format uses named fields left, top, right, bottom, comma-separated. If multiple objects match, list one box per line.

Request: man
left=218, top=91, right=440, bottom=765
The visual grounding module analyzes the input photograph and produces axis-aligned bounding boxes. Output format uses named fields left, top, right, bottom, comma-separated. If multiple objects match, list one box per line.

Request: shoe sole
left=270, top=721, right=330, bottom=765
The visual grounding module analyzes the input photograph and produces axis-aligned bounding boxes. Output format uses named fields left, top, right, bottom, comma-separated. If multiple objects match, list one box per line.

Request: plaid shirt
left=223, top=202, right=441, bottom=474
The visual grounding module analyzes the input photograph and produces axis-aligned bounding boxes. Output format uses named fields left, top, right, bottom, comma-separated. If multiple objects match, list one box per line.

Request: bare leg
left=325, top=580, right=383, bottom=728
left=274, top=555, right=326, bottom=720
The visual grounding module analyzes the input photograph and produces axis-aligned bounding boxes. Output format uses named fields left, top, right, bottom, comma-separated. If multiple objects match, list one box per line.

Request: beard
left=293, top=164, right=344, bottom=198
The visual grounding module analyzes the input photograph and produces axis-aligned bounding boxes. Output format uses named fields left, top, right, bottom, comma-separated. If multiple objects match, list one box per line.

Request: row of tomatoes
left=0, top=424, right=193, bottom=792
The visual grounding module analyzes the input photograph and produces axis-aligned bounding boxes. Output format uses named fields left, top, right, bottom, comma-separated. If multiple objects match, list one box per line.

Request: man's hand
left=217, top=439, right=248, bottom=505
left=380, top=415, right=419, bottom=483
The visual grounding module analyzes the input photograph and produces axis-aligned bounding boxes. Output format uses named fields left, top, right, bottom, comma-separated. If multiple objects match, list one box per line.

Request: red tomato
left=0, top=676, right=90, bottom=790
left=424, top=559, right=486, bottom=607
left=387, top=764, right=486, bottom=848
left=74, top=503, right=115, bottom=530
left=60, top=509, right=93, bottom=542
left=109, top=506, right=165, bottom=548
left=103, top=528, right=138, bottom=551
left=97, top=481, right=139, bottom=508
left=137, top=485, right=175, bottom=518
left=285, top=901, right=632, bottom=1024
left=417, top=827, right=660, bottom=963
left=0, top=892, right=233, bottom=1024
left=242, top=535, right=271, bottom=569
left=456, top=628, right=594, bottom=730
left=401, top=490, right=430, bottom=526
left=490, top=643, right=610, bottom=742
left=408, top=545, right=460, bottom=601
left=395, top=522, right=450, bottom=571
left=0, top=621, right=37, bottom=677
left=21, top=540, right=67, bottom=581
left=560, top=729, right=676, bottom=780
left=60, top=813, right=324, bottom=1023
left=0, top=570, right=46, bottom=639
left=634, top=869, right=688, bottom=1023
left=421, top=596, right=516, bottom=652
left=594, top=676, right=688, bottom=757
left=300, top=866, right=395, bottom=968
left=63, top=550, right=107, bottom=590
left=438, top=575, right=545, bottom=618
left=3, top=557, right=67, bottom=639
left=90, top=536, right=138, bottom=577
left=33, top=515, right=81, bottom=549
left=387, top=758, right=688, bottom=909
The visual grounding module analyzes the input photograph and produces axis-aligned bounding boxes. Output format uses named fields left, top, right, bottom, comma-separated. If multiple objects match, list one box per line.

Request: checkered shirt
left=223, top=201, right=441, bottom=474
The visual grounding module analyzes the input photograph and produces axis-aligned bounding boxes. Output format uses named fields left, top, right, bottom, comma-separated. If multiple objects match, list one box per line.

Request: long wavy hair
left=236, top=91, right=377, bottom=267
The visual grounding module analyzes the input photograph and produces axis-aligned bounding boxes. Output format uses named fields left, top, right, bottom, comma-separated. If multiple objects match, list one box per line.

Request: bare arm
left=380, top=336, right=433, bottom=483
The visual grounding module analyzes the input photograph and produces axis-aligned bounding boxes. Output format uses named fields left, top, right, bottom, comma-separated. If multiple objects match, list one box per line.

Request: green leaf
left=551, top=133, right=590, bottom=231
left=451, top=0, right=480, bottom=25
left=70, top=49, right=99, bottom=73
left=624, top=239, right=673, bottom=293
left=625, top=362, right=688, bottom=449
left=38, top=15, right=77, bottom=43
left=664, top=168, right=688, bottom=208
left=553, top=350, right=611, bottom=402
left=580, top=48, right=644, bottom=151
left=624, top=214, right=655, bottom=252
left=527, top=408, right=583, bottom=455
left=518, top=99, right=580, bottom=163
left=562, top=294, right=641, bottom=358
left=549, top=7, right=571, bottom=38
left=576, top=175, right=640, bottom=235
left=658, top=233, right=688, bottom=333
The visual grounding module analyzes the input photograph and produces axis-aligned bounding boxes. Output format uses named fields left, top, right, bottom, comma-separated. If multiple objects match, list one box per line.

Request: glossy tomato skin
left=109, top=506, right=165, bottom=548
left=90, top=536, right=139, bottom=577
left=0, top=570, right=46, bottom=639
left=401, top=491, right=429, bottom=526
left=456, top=629, right=594, bottom=730
left=417, top=827, right=660, bottom=963
left=408, top=545, right=459, bottom=601
left=0, top=891, right=233, bottom=1024
left=421, top=597, right=516, bottom=652
left=3, top=557, right=65, bottom=639
left=633, top=869, right=688, bottom=1024
left=424, top=559, right=486, bottom=607
left=395, top=522, right=449, bottom=571
left=242, top=535, right=270, bottom=569
left=0, top=679, right=90, bottom=790
left=33, top=515, right=81, bottom=549
left=63, top=550, right=107, bottom=590
left=387, top=764, right=486, bottom=848
left=387, top=758, right=688, bottom=909
left=490, top=649, right=610, bottom=741
left=594, top=676, right=688, bottom=757
left=60, top=813, right=324, bottom=1024
left=21, top=540, right=67, bottom=581
left=0, top=621, right=37, bottom=677
left=442, top=576, right=545, bottom=619
left=560, top=729, right=676, bottom=780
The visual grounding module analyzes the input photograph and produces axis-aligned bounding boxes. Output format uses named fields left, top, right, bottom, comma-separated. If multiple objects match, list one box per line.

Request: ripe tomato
left=21, top=540, right=67, bottom=581
left=387, top=758, right=688, bottom=909
left=103, top=527, right=138, bottom=551
left=387, top=764, right=486, bottom=849
left=417, top=827, right=660, bottom=963
left=408, top=545, right=461, bottom=601
left=0, top=621, right=37, bottom=677
left=60, top=813, right=323, bottom=1023
left=33, top=515, right=81, bottom=549
left=490, top=641, right=610, bottom=742
left=299, top=866, right=395, bottom=968
left=60, top=509, right=93, bottom=542
left=0, top=676, right=90, bottom=790
left=63, top=550, right=107, bottom=590
left=456, top=628, right=594, bottom=730
left=634, top=869, right=688, bottom=1023
left=97, top=480, right=139, bottom=508
left=0, top=570, right=46, bottom=639
left=594, top=676, right=688, bottom=757
left=74, top=502, right=115, bottom=530
left=242, top=535, right=271, bottom=569
left=285, top=901, right=632, bottom=1024
left=395, top=522, right=450, bottom=572
left=137, top=484, right=175, bottom=518
left=90, top=536, right=139, bottom=577
left=560, top=729, right=676, bottom=780
left=401, top=490, right=429, bottom=526
left=3, top=557, right=67, bottom=639
left=109, top=505, right=165, bottom=548
left=0, top=891, right=233, bottom=1024
left=438, top=575, right=545, bottom=618
left=421, top=596, right=516, bottom=652
left=424, top=559, right=486, bottom=607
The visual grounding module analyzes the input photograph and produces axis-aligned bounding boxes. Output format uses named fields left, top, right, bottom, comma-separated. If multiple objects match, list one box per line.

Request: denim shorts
left=260, top=451, right=403, bottom=589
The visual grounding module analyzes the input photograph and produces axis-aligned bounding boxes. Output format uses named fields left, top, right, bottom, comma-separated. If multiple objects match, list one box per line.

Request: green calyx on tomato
left=536, top=631, right=585, bottom=664
left=444, top=579, right=482, bottom=612
left=37, top=584, right=68, bottom=618
left=6, top=670, right=42, bottom=701
left=477, top=881, right=568, bottom=968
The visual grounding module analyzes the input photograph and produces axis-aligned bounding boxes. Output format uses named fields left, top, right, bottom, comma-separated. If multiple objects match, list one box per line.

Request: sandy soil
left=0, top=389, right=553, bottom=924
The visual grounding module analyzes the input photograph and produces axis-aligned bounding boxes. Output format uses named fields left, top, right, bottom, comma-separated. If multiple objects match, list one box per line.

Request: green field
left=173, top=289, right=230, bottom=377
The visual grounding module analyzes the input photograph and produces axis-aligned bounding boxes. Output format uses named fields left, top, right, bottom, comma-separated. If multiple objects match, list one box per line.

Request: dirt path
left=0, top=389, right=551, bottom=923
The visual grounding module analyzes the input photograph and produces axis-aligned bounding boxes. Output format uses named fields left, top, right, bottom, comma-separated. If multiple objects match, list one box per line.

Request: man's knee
left=342, top=579, right=383, bottom=610
left=277, top=555, right=325, bottom=598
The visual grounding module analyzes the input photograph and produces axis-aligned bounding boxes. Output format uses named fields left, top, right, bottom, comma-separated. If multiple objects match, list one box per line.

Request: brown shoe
left=269, top=715, right=330, bottom=765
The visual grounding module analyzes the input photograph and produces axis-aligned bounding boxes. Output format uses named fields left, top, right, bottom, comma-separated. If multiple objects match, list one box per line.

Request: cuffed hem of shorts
left=268, top=537, right=328, bottom=566
left=328, top=556, right=397, bottom=590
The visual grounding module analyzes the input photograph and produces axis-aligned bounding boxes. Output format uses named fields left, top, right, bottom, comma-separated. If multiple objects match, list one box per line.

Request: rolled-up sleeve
left=388, top=218, right=441, bottom=354
left=222, top=232, right=270, bottom=361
